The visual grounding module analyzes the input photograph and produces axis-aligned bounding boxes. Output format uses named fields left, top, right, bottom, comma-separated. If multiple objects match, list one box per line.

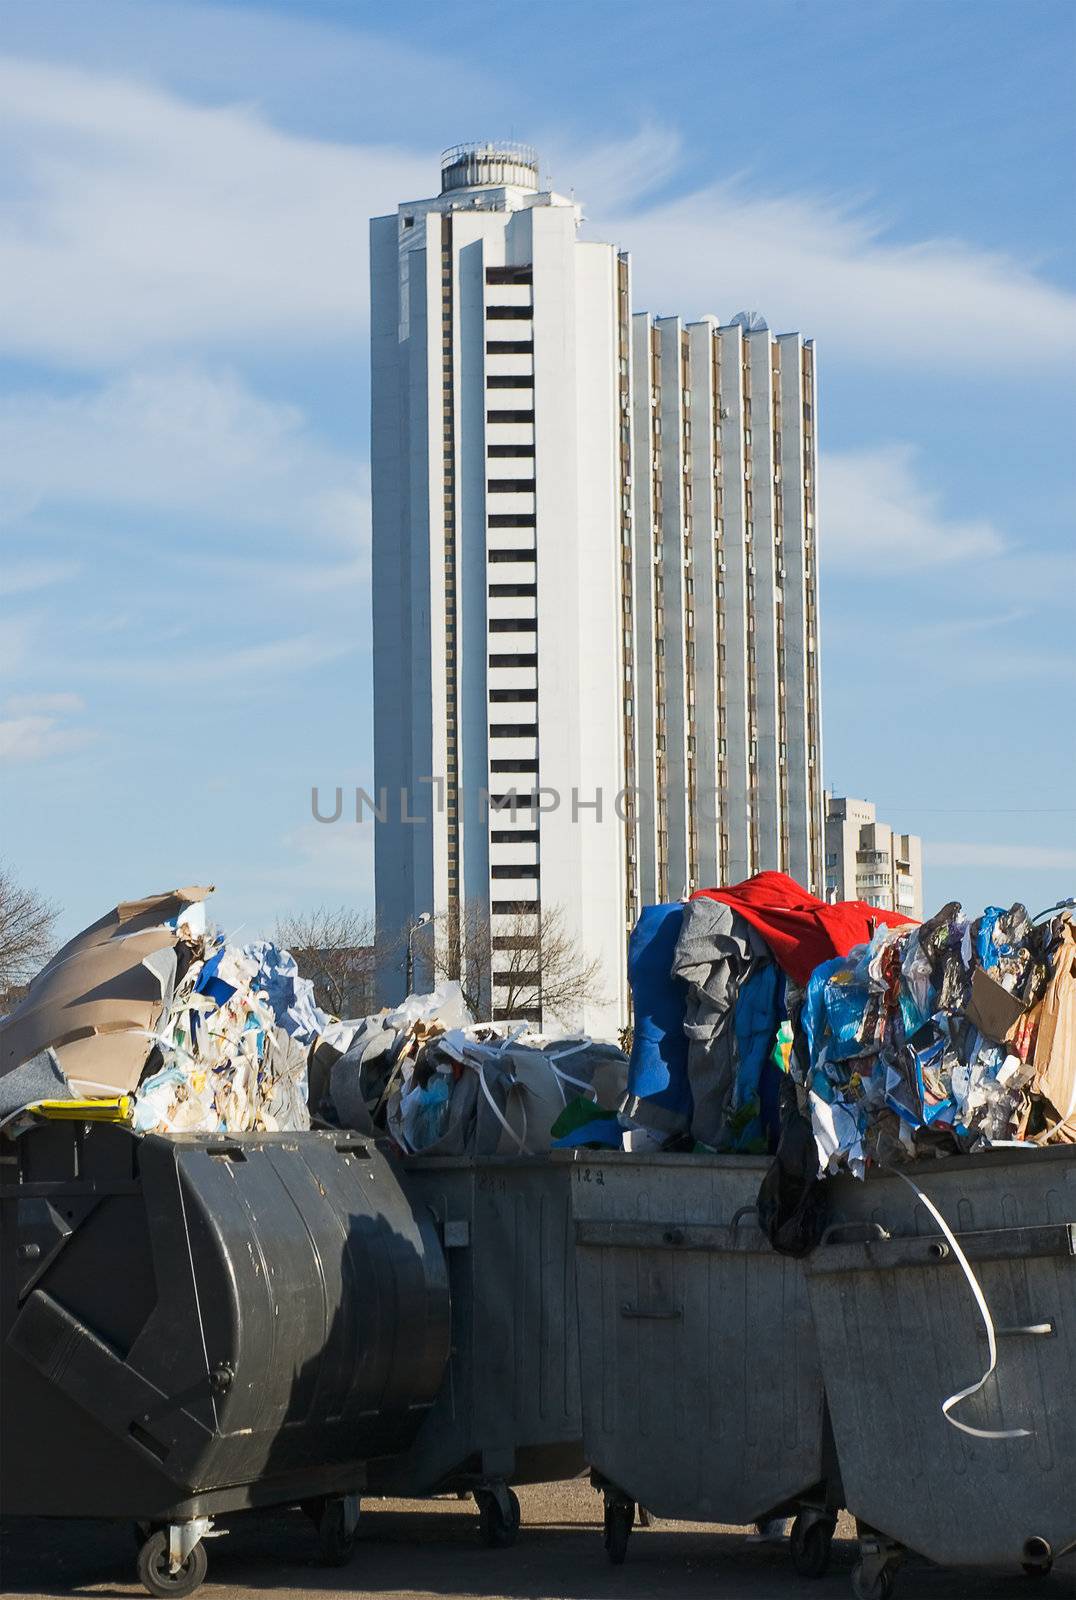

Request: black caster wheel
left=851, top=1560, right=896, bottom=1600
left=790, top=1513, right=836, bottom=1579
left=1022, top=1563, right=1053, bottom=1580
left=317, top=1498, right=357, bottom=1567
left=604, top=1499, right=635, bottom=1566
left=136, top=1530, right=208, bottom=1598
left=476, top=1487, right=520, bottom=1548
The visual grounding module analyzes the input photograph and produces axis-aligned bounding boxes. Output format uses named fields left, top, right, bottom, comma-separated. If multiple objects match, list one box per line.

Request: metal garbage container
left=569, top=1149, right=840, bottom=1574
left=0, top=1120, right=450, bottom=1595
left=369, top=1153, right=584, bottom=1545
left=805, top=1146, right=1076, bottom=1598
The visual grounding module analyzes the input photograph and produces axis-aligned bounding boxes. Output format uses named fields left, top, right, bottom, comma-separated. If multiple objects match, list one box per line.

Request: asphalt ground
left=2, top=1480, right=1070, bottom=1600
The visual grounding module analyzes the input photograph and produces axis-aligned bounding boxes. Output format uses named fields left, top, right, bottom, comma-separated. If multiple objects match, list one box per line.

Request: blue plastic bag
left=626, top=903, right=692, bottom=1128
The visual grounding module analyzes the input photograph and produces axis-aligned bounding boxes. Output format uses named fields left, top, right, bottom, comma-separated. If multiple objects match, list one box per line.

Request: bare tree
left=429, top=899, right=606, bottom=1026
left=0, top=865, right=59, bottom=1004
left=274, top=905, right=378, bottom=1018
left=428, top=898, right=488, bottom=1019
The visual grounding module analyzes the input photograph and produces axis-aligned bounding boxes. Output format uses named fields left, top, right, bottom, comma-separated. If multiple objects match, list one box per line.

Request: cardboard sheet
left=0, top=886, right=212, bottom=1096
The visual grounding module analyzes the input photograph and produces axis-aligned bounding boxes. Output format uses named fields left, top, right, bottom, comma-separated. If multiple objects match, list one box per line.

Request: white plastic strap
left=549, top=1062, right=598, bottom=1099
left=894, top=1169, right=1031, bottom=1441
left=541, top=1037, right=598, bottom=1103
left=544, top=1037, right=589, bottom=1060
left=476, top=1061, right=527, bottom=1152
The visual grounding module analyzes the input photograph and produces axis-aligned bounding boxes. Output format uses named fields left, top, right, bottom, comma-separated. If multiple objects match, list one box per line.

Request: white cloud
left=821, top=444, right=1005, bottom=570
left=0, top=557, right=82, bottom=595
left=1, top=690, right=90, bottom=763
left=5, top=691, right=84, bottom=715
left=559, top=124, right=683, bottom=212
left=0, top=615, right=37, bottom=677
left=0, top=365, right=367, bottom=546
left=75, top=629, right=360, bottom=687
left=1, top=55, right=1073, bottom=378
left=928, top=841, right=1076, bottom=873
left=0, top=710, right=93, bottom=763
left=602, top=179, right=1076, bottom=374
left=0, top=54, right=429, bottom=366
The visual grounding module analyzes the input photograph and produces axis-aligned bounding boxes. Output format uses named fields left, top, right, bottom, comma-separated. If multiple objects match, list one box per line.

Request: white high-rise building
left=371, top=145, right=824, bottom=1033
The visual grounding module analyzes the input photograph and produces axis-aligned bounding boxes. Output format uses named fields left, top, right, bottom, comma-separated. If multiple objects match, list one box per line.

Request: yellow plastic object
left=27, top=1097, right=132, bottom=1123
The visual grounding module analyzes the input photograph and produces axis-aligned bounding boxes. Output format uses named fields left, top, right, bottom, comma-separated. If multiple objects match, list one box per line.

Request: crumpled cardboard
left=1031, top=921, right=1076, bottom=1140
left=966, top=965, right=1026, bottom=1043
left=0, top=887, right=212, bottom=1097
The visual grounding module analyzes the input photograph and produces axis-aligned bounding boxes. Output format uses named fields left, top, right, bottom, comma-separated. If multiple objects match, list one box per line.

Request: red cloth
left=691, top=871, right=916, bottom=986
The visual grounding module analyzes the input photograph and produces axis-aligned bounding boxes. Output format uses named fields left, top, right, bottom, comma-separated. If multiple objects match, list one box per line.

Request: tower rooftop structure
left=440, top=142, right=539, bottom=195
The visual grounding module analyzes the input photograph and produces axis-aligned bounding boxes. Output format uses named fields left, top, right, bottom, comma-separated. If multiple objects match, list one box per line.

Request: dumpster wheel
left=475, top=1486, right=521, bottom=1548
left=851, top=1559, right=896, bottom=1600
left=604, top=1497, right=635, bottom=1565
left=313, top=1497, right=360, bottom=1566
left=136, top=1530, right=208, bottom=1598
left=791, top=1512, right=836, bottom=1579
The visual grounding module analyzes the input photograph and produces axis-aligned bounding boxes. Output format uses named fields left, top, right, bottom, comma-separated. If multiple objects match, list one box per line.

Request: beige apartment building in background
left=824, top=794, right=923, bottom=919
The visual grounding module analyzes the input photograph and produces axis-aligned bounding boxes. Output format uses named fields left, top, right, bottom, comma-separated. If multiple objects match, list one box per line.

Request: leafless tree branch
left=428, top=898, right=606, bottom=1025
left=274, top=904, right=377, bottom=1018
left=0, top=864, right=59, bottom=1002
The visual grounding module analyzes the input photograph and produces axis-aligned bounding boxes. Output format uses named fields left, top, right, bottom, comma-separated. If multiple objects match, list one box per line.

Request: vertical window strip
left=681, top=330, right=697, bottom=892
left=442, top=215, right=460, bottom=954
left=651, top=324, right=668, bottom=902
left=617, top=255, right=638, bottom=929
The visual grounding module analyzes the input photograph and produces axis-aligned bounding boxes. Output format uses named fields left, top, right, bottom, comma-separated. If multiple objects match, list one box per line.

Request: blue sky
left=1, top=0, right=1074, bottom=942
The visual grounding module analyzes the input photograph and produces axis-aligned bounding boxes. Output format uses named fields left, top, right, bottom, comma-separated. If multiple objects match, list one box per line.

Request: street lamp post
left=406, top=910, right=432, bottom=996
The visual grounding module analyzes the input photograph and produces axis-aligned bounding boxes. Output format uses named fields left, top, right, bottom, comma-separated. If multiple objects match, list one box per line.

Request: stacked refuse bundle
left=0, top=885, right=329, bottom=1134
left=625, top=872, right=910, bottom=1155
left=623, top=872, right=1076, bottom=1178
left=796, top=898, right=1076, bottom=1176
left=132, top=936, right=324, bottom=1134
left=316, top=986, right=629, bottom=1156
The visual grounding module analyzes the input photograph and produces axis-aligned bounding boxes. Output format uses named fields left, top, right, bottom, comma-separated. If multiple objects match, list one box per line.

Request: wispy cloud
left=75, top=630, right=360, bottom=687
left=0, top=694, right=93, bottom=763
left=0, top=54, right=428, bottom=366
left=5, top=691, right=84, bottom=716
left=0, top=365, right=367, bottom=546
left=928, top=841, right=1076, bottom=873
left=2, top=54, right=1073, bottom=378
left=0, top=557, right=82, bottom=596
left=0, top=615, right=38, bottom=677
left=561, top=124, right=683, bottom=212
left=821, top=444, right=1006, bottom=570
left=602, top=177, right=1076, bottom=374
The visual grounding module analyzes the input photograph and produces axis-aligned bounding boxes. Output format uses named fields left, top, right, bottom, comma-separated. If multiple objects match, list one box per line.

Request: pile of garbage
left=798, top=899, right=1076, bottom=1177
left=625, top=872, right=910, bottom=1154
left=623, top=872, right=1076, bottom=1179
left=0, top=886, right=327, bottom=1134
left=0, top=885, right=630, bottom=1154
left=312, top=984, right=629, bottom=1157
